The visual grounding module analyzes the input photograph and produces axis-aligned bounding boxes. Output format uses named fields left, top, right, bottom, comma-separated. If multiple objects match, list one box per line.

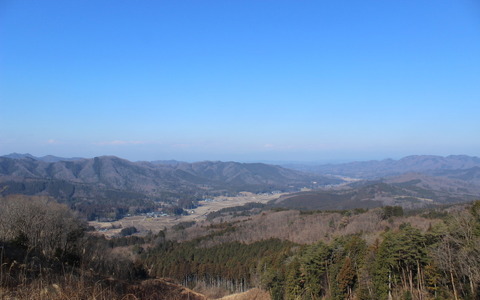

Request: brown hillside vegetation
left=3, top=194, right=480, bottom=299
left=216, top=288, right=271, bottom=300
left=127, top=279, right=207, bottom=300
left=0, top=276, right=207, bottom=300
left=0, top=195, right=208, bottom=300
left=168, top=207, right=439, bottom=245
left=145, top=201, right=480, bottom=300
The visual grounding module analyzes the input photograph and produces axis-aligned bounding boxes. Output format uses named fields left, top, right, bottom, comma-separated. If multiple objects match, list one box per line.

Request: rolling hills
left=274, top=155, right=480, bottom=210
left=2, top=154, right=480, bottom=218
left=286, top=154, right=480, bottom=178
left=0, top=155, right=341, bottom=219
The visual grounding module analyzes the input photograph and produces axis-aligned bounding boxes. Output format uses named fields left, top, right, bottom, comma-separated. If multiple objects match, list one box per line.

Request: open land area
left=89, top=192, right=283, bottom=237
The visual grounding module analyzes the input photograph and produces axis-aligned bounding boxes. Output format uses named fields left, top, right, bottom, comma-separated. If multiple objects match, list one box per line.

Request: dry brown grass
left=0, top=273, right=208, bottom=300
left=89, top=192, right=282, bottom=237
left=127, top=278, right=207, bottom=300
left=192, top=281, right=231, bottom=299
left=169, top=208, right=442, bottom=247
left=0, top=274, right=120, bottom=300
left=215, top=288, right=271, bottom=300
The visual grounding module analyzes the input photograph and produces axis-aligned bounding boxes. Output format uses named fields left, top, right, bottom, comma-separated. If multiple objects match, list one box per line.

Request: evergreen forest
left=1, top=194, right=480, bottom=299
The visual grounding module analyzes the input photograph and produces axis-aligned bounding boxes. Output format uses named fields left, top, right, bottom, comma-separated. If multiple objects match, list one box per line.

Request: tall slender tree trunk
left=401, top=268, right=407, bottom=290
left=417, top=261, right=424, bottom=300
left=325, top=261, right=330, bottom=294
left=469, top=278, right=475, bottom=299
left=467, top=267, right=475, bottom=297
left=450, top=269, right=459, bottom=300
left=409, top=268, right=414, bottom=294
left=388, top=271, right=393, bottom=300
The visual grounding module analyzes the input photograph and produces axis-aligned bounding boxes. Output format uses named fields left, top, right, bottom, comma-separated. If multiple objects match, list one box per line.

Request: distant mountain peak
left=1, top=153, right=84, bottom=163
left=0, top=155, right=342, bottom=218
left=3, top=153, right=36, bottom=159
left=285, top=154, right=480, bottom=179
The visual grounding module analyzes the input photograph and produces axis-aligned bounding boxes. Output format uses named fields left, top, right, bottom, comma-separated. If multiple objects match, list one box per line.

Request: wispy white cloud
left=46, top=139, right=60, bottom=144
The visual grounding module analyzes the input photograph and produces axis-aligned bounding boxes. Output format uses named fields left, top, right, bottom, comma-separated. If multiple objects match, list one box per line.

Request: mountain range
left=2, top=153, right=480, bottom=218
left=2, top=153, right=84, bottom=162
left=271, top=178, right=480, bottom=211
left=0, top=155, right=339, bottom=219
left=0, top=155, right=337, bottom=191
left=274, top=155, right=480, bottom=210
left=285, top=155, right=480, bottom=178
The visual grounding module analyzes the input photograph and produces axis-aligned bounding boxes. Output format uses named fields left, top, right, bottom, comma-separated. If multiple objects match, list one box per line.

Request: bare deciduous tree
left=0, top=195, right=85, bottom=260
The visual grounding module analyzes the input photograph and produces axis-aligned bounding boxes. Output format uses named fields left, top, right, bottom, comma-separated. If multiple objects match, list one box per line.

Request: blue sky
left=1, top=0, right=479, bottom=162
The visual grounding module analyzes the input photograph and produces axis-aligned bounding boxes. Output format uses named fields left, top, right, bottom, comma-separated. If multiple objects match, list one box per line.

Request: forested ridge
left=0, top=156, right=339, bottom=221
left=1, top=194, right=480, bottom=299
left=143, top=203, right=480, bottom=299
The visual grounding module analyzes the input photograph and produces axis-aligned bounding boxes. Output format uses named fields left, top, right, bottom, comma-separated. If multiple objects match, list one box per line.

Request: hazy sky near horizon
left=1, top=0, right=479, bottom=162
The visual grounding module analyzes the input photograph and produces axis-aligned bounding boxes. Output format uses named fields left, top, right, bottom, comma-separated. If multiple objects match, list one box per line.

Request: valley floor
left=89, top=192, right=283, bottom=237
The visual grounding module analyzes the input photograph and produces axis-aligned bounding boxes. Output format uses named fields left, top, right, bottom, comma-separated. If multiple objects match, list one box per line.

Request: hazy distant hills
left=384, top=170, right=480, bottom=194
left=0, top=156, right=337, bottom=190
left=286, top=155, right=480, bottom=178
left=273, top=155, right=480, bottom=210
left=149, top=159, right=185, bottom=166
left=2, top=153, right=84, bottom=163
left=2, top=154, right=480, bottom=215
left=0, top=155, right=339, bottom=217
left=428, top=166, right=480, bottom=185
left=272, top=178, right=480, bottom=211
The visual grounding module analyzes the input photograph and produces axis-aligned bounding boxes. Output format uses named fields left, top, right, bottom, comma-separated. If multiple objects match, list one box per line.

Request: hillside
left=3, top=154, right=480, bottom=220
left=384, top=171, right=480, bottom=195
left=270, top=179, right=479, bottom=211
left=286, top=155, right=480, bottom=178
left=0, top=156, right=339, bottom=192
left=0, top=156, right=341, bottom=219
left=2, top=193, right=480, bottom=300
left=277, top=155, right=480, bottom=210
left=2, top=152, right=84, bottom=162
left=143, top=201, right=480, bottom=300
left=428, top=166, right=480, bottom=185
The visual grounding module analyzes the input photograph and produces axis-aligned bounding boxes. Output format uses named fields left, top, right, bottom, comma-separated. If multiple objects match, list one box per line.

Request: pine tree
left=337, top=257, right=356, bottom=299
left=285, top=258, right=304, bottom=300
left=300, top=241, right=331, bottom=299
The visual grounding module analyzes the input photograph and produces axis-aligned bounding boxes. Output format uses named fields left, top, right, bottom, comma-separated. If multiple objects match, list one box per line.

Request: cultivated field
left=89, top=192, right=282, bottom=237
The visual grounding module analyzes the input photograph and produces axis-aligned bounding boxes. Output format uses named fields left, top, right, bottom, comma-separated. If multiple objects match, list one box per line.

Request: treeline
left=144, top=238, right=294, bottom=293
left=2, top=193, right=480, bottom=299
left=0, top=195, right=151, bottom=299
left=0, top=179, right=206, bottom=221
left=205, top=202, right=265, bottom=221
left=267, top=206, right=480, bottom=300
left=143, top=202, right=480, bottom=299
